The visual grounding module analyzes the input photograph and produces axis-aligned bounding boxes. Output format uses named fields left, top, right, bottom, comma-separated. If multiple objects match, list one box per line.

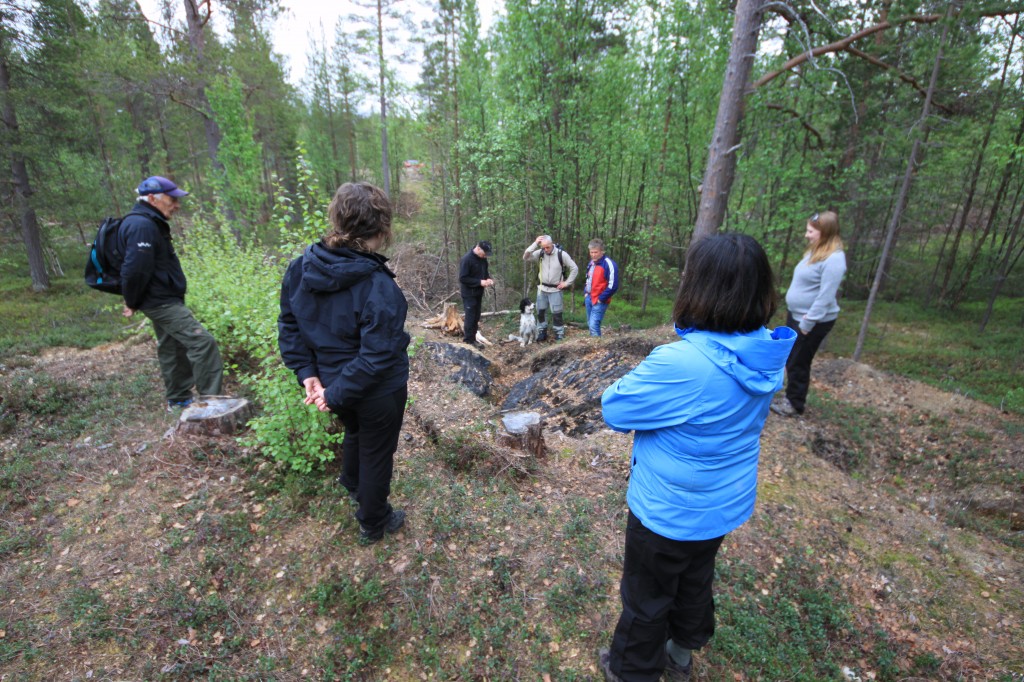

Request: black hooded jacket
left=278, top=242, right=410, bottom=410
left=458, top=249, right=489, bottom=299
left=118, top=201, right=188, bottom=310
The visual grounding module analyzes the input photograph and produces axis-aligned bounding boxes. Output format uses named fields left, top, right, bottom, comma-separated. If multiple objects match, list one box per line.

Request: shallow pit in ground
left=494, top=336, right=656, bottom=435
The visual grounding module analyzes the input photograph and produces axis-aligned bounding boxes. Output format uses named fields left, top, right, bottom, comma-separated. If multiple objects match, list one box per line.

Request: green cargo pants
left=143, top=303, right=223, bottom=403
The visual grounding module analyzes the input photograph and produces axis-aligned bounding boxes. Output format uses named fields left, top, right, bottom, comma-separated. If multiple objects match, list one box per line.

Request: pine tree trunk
left=183, top=0, right=238, bottom=234
left=950, top=29, right=1023, bottom=308
left=693, top=0, right=764, bottom=240
left=979, top=205, right=1024, bottom=332
left=854, top=9, right=950, bottom=361
left=376, top=0, right=390, bottom=197
left=0, top=48, right=49, bottom=292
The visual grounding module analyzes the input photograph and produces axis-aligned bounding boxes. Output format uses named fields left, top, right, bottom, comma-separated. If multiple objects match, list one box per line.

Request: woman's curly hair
left=324, top=182, right=393, bottom=252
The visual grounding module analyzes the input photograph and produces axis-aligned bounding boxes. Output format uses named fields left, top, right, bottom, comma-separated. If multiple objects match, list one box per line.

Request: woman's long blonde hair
left=806, top=210, right=844, bottom=263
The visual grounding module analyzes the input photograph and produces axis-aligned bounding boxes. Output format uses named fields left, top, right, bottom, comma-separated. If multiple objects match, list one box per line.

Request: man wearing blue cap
left=120, top=176, right=223, bottom=409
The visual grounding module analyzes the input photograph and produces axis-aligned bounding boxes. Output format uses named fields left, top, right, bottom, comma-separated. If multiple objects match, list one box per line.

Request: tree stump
left=421, top=302, right=464, bottom=336
left=176, top=396, right=254, bottom=436
left=497, top=411, right=546, bottom=458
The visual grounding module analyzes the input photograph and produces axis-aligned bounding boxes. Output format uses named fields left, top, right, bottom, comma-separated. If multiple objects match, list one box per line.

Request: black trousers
left=336, top=385, right=407, bottom=531
left=783, top=312, right=836, bottom=413
left=462, top=294, right=482, bottom=343
left=609, top=511, right=725, bottom=682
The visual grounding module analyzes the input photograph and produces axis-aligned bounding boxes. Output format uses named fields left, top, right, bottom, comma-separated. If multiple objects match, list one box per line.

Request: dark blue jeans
left=585, top=298, right=608, bottom=336
left=336, top=385, right=408, bottom=531
left=608, top=511, right=724, bottom=682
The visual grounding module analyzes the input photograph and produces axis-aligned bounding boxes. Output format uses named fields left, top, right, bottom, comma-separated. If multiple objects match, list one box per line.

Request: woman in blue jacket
left=599, top=233, right=796, bottom=682
left=278, top=182, right=411, bottom=544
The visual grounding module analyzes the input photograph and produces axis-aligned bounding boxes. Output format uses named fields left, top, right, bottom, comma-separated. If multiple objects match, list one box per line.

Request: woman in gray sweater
left=771, top=211, right=847, bottom=417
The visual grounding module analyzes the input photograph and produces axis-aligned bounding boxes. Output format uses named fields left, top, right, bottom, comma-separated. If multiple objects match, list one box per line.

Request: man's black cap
left=478, top=240, right=493, bottom=255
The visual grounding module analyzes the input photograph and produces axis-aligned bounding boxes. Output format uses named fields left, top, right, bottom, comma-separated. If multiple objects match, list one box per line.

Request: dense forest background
left=3, top=0, right=1023, bottom=325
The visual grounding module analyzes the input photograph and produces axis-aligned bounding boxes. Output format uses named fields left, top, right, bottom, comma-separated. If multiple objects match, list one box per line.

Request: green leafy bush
left=181, top=157, right=343, bottom=472
left=1002, top=387, right=1024, bottom=415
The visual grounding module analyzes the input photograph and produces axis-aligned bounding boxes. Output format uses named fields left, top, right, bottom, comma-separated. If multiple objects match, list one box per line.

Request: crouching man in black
left=278, top=182, right=410, bottom=545
left=459, top=240, right=494, bottom=348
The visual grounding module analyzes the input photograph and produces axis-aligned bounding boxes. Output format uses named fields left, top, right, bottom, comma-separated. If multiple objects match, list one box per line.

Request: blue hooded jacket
left=601, top=325, right=796, bottom=541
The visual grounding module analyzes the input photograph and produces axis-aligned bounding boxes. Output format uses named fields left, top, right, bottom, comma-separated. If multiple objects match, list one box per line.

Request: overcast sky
left=134, top=0, right=501, bottom=89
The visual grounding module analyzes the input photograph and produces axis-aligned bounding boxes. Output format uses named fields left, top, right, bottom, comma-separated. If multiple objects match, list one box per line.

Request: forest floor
left=0, top=316, right=1021, bottom=681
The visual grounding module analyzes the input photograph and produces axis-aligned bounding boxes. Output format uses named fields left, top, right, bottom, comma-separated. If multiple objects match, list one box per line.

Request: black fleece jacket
left=118, top=201, right=187, bottom=311
left=458, top=249, right=489, bottom=299
left=278, top=242, right=410, bottom=411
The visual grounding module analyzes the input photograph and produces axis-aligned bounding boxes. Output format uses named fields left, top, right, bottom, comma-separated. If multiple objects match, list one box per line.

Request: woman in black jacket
left=278, top=182, right=411, bottom=544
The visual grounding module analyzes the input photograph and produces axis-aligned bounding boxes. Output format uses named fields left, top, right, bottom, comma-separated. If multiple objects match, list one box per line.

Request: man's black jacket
left=118, top=201, right=187, bottom=311
left=278, top=242, right=410, bottom=411
left=458, top=249, right=489, bottom=299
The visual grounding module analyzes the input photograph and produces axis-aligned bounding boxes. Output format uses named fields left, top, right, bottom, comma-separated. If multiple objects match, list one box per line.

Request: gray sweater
left=785, top=250, right=847, bottom=333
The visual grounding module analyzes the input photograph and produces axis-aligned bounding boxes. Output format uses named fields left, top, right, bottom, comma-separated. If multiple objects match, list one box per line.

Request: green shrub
left=181, top=156, right=343, bottom=471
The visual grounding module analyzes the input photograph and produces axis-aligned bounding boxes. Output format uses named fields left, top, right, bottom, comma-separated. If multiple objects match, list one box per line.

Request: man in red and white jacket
left=584, top=238, right=619, bottom=337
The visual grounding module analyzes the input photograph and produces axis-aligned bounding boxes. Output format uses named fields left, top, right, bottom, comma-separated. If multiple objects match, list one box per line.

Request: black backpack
left=84, top=216, right=126, bottom=294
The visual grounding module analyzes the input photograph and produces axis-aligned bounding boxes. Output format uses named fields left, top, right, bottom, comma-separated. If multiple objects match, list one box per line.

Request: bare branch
left=765, top=103, right=824, bottom=147
left=845, top=46, right=955, bottom=114
left=753, top=14, right=942, bottom=89
left=166, top=90, right=213, bottom=120
left=754, top=5, right=1024, bottom=89
left=806, top=0, right=838, bottom=30
left=761, top=2, right=815, bottom=69
left=133, top=5, right=187, bottom=38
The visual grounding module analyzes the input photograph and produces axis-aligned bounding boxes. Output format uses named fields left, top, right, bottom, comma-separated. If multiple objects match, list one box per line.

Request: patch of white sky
left=132, top=0, right=504, bottom=110
left=620, top=0, right=787, bottom=72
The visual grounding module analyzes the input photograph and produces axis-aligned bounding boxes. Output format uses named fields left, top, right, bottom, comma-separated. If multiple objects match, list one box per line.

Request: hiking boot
left=555, top=330, right=565, bottom=341
left=536, top=329, right=548, bottom=342
left=359, top=509, right=406, bottom=545
left=167, top=398, right=194, bottom=411
left=663, top=655, right=692, bottom=681
left=769, top=395, right=798, bottom=417
left=598, top=648, right=623, bottom=682
left=664, top=640, right=692, bottom=680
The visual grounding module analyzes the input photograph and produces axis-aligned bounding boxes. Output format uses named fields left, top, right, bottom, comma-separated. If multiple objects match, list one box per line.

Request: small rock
left=501, top=411, right=541, bottom=435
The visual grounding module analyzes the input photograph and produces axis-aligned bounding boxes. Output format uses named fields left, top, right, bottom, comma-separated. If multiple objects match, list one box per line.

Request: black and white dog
left=518, top=297, right=538, bottom=347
